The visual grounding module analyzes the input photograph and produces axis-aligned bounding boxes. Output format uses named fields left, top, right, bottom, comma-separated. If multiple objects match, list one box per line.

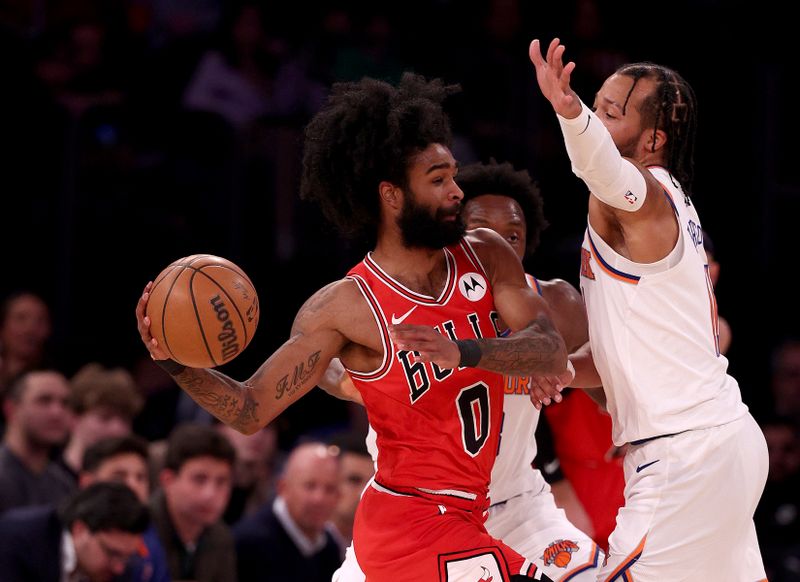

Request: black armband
left=155, top=358, right=187, bottom=376
left=455, top=339, right=482, bottom=368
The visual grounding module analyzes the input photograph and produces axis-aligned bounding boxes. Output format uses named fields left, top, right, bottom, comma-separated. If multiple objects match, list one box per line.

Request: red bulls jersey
left=345, top=239, right=504, bottom=506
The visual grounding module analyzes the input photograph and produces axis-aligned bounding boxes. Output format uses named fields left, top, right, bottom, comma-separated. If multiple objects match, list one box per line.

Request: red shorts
left=353, top=482, right=546, bottom=582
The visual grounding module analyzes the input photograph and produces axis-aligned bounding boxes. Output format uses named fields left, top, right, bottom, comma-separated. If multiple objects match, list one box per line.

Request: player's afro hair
left=300, top=73, right=459, bottom=245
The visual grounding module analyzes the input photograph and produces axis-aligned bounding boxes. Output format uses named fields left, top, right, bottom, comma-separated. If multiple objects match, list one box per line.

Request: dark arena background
left=0, top=0, right=797, bottom=574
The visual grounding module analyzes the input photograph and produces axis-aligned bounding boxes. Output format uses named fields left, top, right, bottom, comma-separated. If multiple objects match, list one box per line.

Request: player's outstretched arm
left=530, top=37, right=678, bottom=262
left=136, top=280, right=349, bottom=434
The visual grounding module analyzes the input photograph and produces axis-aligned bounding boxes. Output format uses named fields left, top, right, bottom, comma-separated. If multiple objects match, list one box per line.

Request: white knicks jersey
left=488, top=273, right=547, bottom=506
left=580, top=166, right=748, bottom=446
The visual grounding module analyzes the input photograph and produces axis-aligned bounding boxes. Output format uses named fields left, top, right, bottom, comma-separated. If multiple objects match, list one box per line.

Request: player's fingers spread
left=545, top=37, right=560, bottom=62
left=529, top=39, right=543, bottom=65
left=562, top=62, right=576, bottom=87
left=554, top=43, right=565, bottom=65
left=546, top=38, right=559, bottom=62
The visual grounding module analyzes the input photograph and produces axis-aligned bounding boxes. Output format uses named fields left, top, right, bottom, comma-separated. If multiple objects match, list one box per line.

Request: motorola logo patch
left=458, top=273, right=487, bottom=301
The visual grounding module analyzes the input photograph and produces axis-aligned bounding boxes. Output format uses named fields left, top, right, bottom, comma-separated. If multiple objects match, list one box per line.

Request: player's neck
left=371, top=238, right=450, bottom=297
left=637, top=148, right=665, bottom=169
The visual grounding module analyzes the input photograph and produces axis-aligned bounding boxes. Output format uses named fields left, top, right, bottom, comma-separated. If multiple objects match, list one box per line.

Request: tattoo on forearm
left=477, top=315, right=563, bottom=375
left=179, top=370, right=260, bottom=431
left=275, top=350, right=322, bottom=400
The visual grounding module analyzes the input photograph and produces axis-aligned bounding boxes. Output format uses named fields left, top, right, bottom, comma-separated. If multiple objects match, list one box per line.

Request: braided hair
left=616, top=62, right=698, bottom=197
left=457, top=160, right=548, bottom=257
left=300, top=73, right=460, bottom=246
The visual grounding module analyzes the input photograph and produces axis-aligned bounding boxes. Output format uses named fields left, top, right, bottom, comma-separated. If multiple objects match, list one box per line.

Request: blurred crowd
left=0, top=0, right=798, bottom=580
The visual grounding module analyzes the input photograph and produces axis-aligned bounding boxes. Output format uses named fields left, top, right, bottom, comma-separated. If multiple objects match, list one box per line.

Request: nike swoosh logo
left=636, top=459, right=660, bottom=473
left=391, top=306, right=418, bottom=325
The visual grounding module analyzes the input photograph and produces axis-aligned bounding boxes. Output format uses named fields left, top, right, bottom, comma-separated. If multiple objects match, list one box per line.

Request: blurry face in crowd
left=216, top=423, right=277, bottom=488
left=82, top=453, right=150, bottom=503
left=706, top=250, right=720, bottom=286
left=74, top=407, right=132, bottom=448
left=335, top=452, right=374, bottom=526
left=279, top=444, right=340, bottom=539
left=763, top=423, right=800, bottom=482
left=71, top=521, right=141, bottom=582
left=162, top=456, right=233, bottom=528
left=463, top=194, right=527, bottom=261
left=773, top=342, right=800, bottom=418
left=8, top=371, right=71, bottom=447
left=0, top=293, right=51, bottom=361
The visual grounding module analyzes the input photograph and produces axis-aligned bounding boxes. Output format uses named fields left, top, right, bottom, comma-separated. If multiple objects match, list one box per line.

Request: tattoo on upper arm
left=276, top=350, right=322, bottom=400
left=292, top=282, right=339, bottom=334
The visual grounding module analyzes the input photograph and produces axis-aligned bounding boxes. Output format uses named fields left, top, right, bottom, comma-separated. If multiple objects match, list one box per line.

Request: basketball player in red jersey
left=135, top=73, right=572, bottom=582
left=328, top=160, right=604, bottom=582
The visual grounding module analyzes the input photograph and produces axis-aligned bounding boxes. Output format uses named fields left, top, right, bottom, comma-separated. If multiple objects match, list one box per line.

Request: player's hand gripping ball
left=146, top=254, right=259, bottom=368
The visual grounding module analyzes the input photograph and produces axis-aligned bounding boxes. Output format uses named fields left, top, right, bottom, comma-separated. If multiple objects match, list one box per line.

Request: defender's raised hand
left=529, top=38, right=582, bottom=119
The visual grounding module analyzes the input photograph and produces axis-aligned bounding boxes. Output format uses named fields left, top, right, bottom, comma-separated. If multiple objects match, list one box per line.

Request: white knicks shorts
left=488, top=486, right=601, bottom=581
left=598, top=413, right=768, bottom=582
left=331, top=484, right=602, bottom=582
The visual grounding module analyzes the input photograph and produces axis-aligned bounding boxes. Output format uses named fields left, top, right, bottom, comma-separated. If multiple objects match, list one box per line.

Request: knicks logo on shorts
left=580, top=248, right=595, bottom=280
left=542, top=539, right=579, bottom=568
left=459, top=272, right=487, bottom=301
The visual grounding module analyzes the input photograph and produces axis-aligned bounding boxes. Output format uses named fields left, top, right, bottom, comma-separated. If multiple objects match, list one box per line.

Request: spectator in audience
left=61, top=362, right=144, bottom=479
left=215, top=422, right=280, bottom=526
left=80, top=435, right=171, bottom=582
left=0, top=481, right=150, bottom=582
left=0, top=369, right=75, bottom=514
left=182, top=2, right=326, bottom=131
left=702, top=230, right=732, bottom=354
left=0, top=290, right=52, bottom=402
left=771, top=338, right=800, bottom=426
left=33, top=17, right=126, bottom=118
left=755, top=416, right=800, bottom=580
left=327, top=431, right=373, bottom=549
left=235, top=441, right=342, bottom=582
left=151, top=423, right=237, bottom=582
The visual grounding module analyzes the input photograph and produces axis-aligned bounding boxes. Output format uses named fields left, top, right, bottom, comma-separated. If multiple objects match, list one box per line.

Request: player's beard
left=398, top=188, right=464, bottom=250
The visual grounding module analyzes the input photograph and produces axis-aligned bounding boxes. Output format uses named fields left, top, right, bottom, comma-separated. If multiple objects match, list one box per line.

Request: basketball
left=146, top=254, right=260, bottom=368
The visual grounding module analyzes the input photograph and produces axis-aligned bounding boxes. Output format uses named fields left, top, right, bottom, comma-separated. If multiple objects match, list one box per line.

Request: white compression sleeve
left=557, top=101, right=647, bottom=212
